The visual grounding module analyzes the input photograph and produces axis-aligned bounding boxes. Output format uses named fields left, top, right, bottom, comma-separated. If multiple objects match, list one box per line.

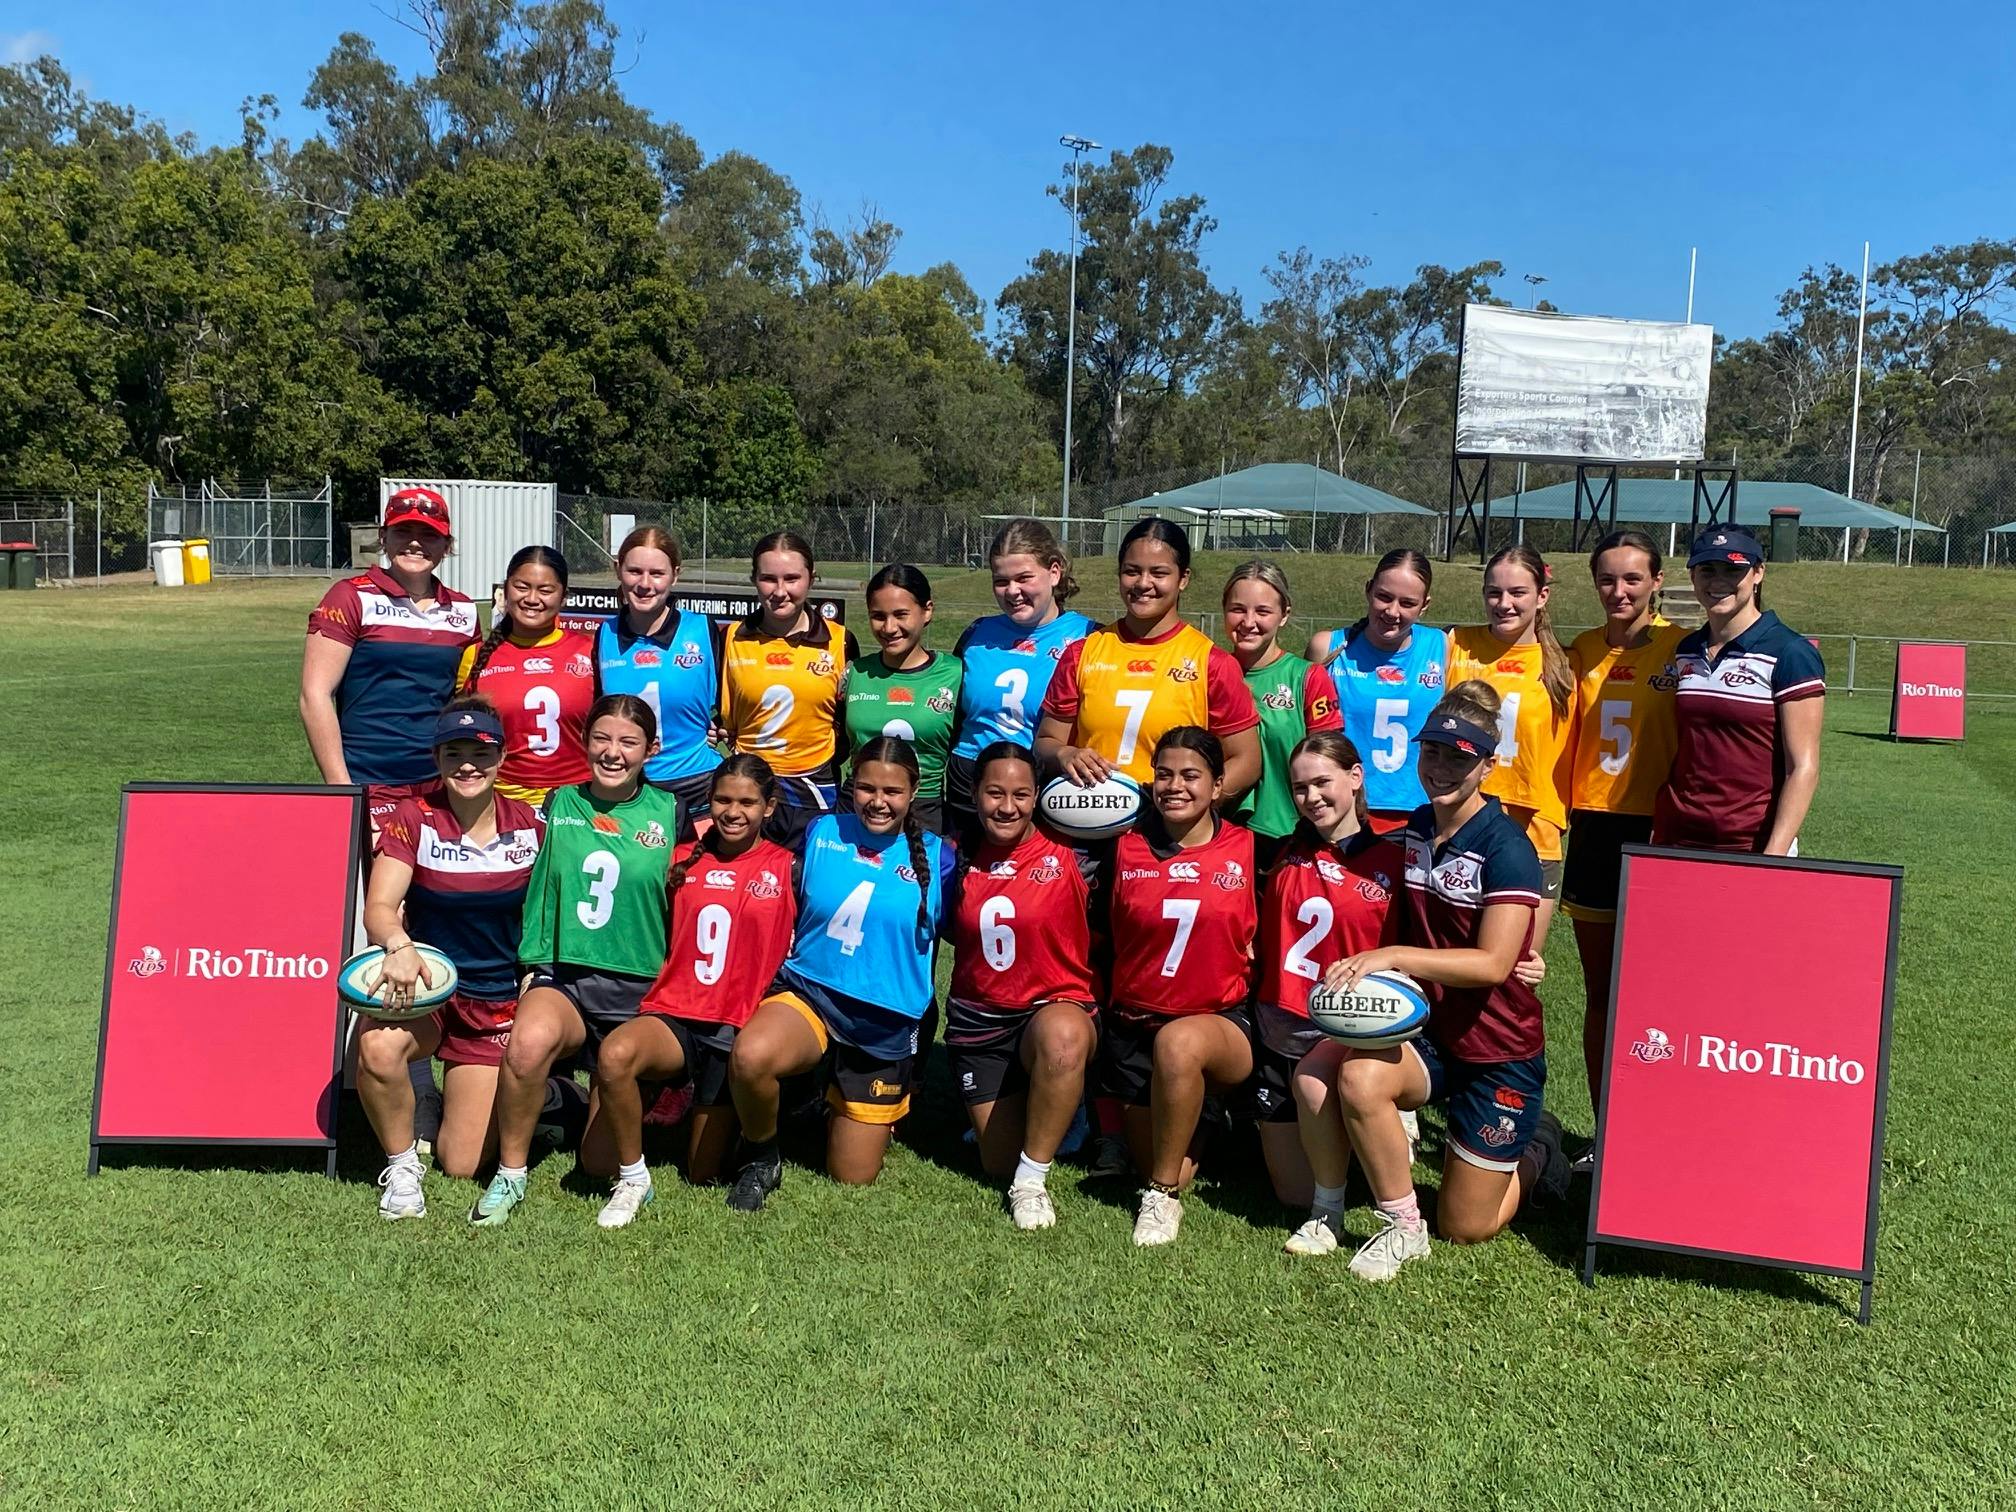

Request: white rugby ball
left=1039, top=771, right=1143, bottom=840
left=1306, top=970, right=1430, bottom=1048
left=338, top=943, right=459, bottom=1021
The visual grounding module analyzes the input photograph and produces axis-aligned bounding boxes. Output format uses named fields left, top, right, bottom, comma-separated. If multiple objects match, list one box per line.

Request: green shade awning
left=1109, top=462, right=1434, bottom=517
left=1490, top=478, right=1942, bottom=532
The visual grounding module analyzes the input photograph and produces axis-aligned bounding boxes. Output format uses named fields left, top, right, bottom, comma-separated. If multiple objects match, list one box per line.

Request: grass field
left=4, top=570, right=2015, bottom=1510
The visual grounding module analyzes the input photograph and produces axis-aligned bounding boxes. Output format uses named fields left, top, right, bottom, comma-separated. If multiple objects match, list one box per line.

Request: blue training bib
left=952, top=611, right=1094, bottom=758
left=596, top=611, right=721, bottom=783
left=785, top=814, right=945, bottom=1018
left=1329, top=624, right=1448, bottom=814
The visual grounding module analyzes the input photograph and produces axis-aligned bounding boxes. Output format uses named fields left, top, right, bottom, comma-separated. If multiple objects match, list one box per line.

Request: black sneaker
left=726, top=1154, right=782, bottom=1213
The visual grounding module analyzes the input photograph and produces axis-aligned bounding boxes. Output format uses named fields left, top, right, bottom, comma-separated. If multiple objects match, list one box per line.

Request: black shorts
left=767, top=967, right=928, bottom=1126
left=1561, top=810, right=1655, bottom=921
left=526, top=965, right=651, bottom=1060
left=1095, top=1005, right=1254, bottom=1108
left=1252, top=830, right=1295, bottom=878
left=944, top=996, right=1098, bottom=1106
left=1250, top=1003, right=1328, bottom=1124
left=644, top=1011, right=738, bottom=1107
left=647, top=770, right=715, bottom=843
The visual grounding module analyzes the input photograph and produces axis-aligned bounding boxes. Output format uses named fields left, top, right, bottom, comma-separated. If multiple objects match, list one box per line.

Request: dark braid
left=468, top=545, right=570, bottom=690
left=666, top=755, right=779, bottom=897
left=854, top=734, right=933, bottom=938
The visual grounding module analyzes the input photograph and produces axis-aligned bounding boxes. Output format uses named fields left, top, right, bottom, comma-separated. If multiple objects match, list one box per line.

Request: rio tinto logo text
left=1631, top=1026, right=1865, bottom=1084
left=128, top=945, right=331, bottom=981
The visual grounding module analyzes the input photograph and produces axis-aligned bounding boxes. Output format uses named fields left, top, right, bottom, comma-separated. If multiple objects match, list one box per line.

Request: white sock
left=388, top=1142, right=422, bottom=1172
left=1012, top=1152, right=1052, bottom=1190
left=496, top=1163, right=528, bottom=1183
left=1312, top=1182, right=1348, bottom=1218
left=619, top=1157, right=651, bottom=1186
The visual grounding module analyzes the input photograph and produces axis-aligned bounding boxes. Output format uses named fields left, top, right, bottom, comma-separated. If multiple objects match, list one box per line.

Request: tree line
left=3, top=0, right=2013, bottom=541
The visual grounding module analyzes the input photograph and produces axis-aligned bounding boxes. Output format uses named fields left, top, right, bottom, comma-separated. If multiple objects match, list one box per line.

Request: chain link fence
left=146, top=479, right=334, bottom=575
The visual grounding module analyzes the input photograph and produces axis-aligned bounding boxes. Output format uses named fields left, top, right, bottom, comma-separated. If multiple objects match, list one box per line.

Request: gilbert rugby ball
left=1038, top=771, right=1143, bottom=841
left=337, top=943, right=459, bottom=1021
left=1306, top=970, right=1430, bottom=1048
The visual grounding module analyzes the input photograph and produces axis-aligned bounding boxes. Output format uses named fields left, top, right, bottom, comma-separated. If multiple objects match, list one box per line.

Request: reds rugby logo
left=1212, top=860, right=1247, bottom=892
left=895, top=864, right=920, bottom=882
left=1478, top=1116, right=1519, bottom=1148
left=674, top=641, right=704, bottom=669
left=634, top=821, right=669, bottom=849
left=1262, top=685, right=1296, bottom=711
left=1630, top=1027, right=1677, bottom=1064
left=1167, top=658, right=1200, bottom=684
left=128, top=945, right=168, bottom=978
left=808, top=653, right=836, bottom=678
left=1419, top=664, right=1443, bottom=688
left=567, top=653, right=593, bottom=678
left=1024, top=854, right=1064, bottom=884
left=747, top=869, right=783, bottom=900
left=1354, top=874, right=1391, bottom=904
left=928, top=688, right=956, bottom=714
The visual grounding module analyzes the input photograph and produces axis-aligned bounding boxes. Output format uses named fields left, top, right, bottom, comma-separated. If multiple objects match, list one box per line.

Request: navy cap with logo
left=1417, top=713, right=1494, bottom=760
left=432, top=705, right=503, bottom=748
left=1687, top=524, right=1765, bottom=569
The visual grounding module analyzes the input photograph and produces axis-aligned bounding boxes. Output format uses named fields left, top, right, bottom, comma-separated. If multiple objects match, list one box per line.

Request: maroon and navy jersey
left=1394, top=798, right=1543, bottom=1062
left=1107, top=820, right=1257, bottom=1017
left=376, top=789, right=542, bottom=1001
left=1257, top=827, right=1404, bottom=1021
left=1653, top=611, right=1826, bottom=852
left=461, top=629, right=598, bottom=799
left=640, top=838, right=798, bottom=1027
left=308, top=567, right=480, bottom=786
left=947, top=827, right=1098, bottom=1011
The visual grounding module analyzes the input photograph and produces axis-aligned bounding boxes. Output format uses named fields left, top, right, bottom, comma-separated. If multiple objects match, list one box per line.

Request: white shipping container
left=378, top=478, right=556, bottom=601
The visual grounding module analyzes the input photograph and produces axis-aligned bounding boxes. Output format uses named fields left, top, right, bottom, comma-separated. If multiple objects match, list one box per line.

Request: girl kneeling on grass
left=944, top=741, right=1100, bottom=1231
left=723, top=736, right=955, bottom=1210
left=470, top=694, right=679, bottom=1228
left=1100, top=727, right=1258, bottom=1248
left=1249, top=732, right=1406, bottom=1236
left=584, top=756, right=799, bottom=1229
left=357, top=697, right=543, bottom=1218
left=1295, top=681, right=1567, bottom=1282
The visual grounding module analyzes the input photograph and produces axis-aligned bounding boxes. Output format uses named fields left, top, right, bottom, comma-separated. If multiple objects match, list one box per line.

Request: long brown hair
left=617, top=525, right=682, bottom=574
left=1485, top=544, right=1572, bottom=719
left=751, top=530, right=815, bottom=578
left=988, top=517, right=1080, bottom=605
left=1346, top=548, right=1434, bottom=644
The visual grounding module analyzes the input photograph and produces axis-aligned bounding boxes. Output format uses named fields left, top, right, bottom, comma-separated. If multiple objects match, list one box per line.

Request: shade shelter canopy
left=1494, top=478, right=1941, bottom=533
left=1109, top=462, right=1434, bottom=518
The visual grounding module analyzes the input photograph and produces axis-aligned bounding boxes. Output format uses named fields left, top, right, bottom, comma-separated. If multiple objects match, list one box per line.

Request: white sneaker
left=596, top=1177, right=655, bottom=1230
left=377, top=1160, right=426, bottom=1221
left=1007, top=1183, right=1056, bottom=1231
left=1349, top=1212, right=1431, bottom=1281
left=1132, top=1188, right=1183, bottom=1247
left=1399, top=1108, right=1421, bottom=1164
left=1284, top=1214, right=1341, bottom=1256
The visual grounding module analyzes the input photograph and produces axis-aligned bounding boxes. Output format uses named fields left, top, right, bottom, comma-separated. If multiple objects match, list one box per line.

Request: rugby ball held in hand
left=1306, top=970, right=1430, bottom=1048
left=1038, top=772, right=1143, bottom=840
left=337, top=943, right=459, bottom=1021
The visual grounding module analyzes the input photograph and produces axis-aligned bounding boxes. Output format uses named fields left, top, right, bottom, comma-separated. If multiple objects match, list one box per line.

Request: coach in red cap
left=1653, top=525, right=1825, bottom=855
left=301, top=488, right=482, bottom=837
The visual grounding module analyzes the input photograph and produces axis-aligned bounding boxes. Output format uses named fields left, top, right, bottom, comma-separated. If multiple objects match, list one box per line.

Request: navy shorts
left=647, top=769, right=715, bottom=843
left=762, top=774, right=839, bottom=848
left=1406, top=1037, right=1547, bottom=1173
left=766, top=966, right=929, bottom=1127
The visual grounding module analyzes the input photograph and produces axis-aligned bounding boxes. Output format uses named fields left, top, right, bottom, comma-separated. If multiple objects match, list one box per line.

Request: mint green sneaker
left=468, top=1171, right=527, bottom=1227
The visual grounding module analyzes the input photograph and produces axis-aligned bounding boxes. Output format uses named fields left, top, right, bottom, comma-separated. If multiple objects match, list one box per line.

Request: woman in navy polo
left=1294, top=679, right=1566, bottom=1283
left=301, top=487, right=481, bottom=840
left=1653, top=525, right=1825, bottom=855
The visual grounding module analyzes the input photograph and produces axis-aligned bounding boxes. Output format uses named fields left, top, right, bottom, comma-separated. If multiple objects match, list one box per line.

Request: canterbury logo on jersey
left=522, top=657, right=554, bottom=673
left=704, top=869, right=739, bottom=888
left=1126, top=659, right=1157, bottom=674
left=630, top=649, right=662, bottom=667
left=1168, top=860, right=1201, bottom=882
left=765, top=652, right=793, bottom=666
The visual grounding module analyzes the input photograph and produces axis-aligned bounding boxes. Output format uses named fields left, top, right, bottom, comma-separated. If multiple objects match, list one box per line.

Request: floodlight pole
left=1059, top=134, right=1100, bottom=545
left=1847, top=240, right=1870, bottom=500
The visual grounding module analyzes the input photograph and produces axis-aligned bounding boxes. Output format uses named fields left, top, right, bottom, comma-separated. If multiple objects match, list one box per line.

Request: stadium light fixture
left=1524, top=273, right=1548, bottom=309
left=1059, top=134, right=1101, bottom=539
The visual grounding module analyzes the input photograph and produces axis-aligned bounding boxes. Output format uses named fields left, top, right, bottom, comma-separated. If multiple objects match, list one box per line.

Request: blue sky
left=13, top=2, right=2014, bottom=339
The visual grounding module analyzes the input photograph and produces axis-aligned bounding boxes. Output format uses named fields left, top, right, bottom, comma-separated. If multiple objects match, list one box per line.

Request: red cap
left=384, top=487, right=451, bottom=535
